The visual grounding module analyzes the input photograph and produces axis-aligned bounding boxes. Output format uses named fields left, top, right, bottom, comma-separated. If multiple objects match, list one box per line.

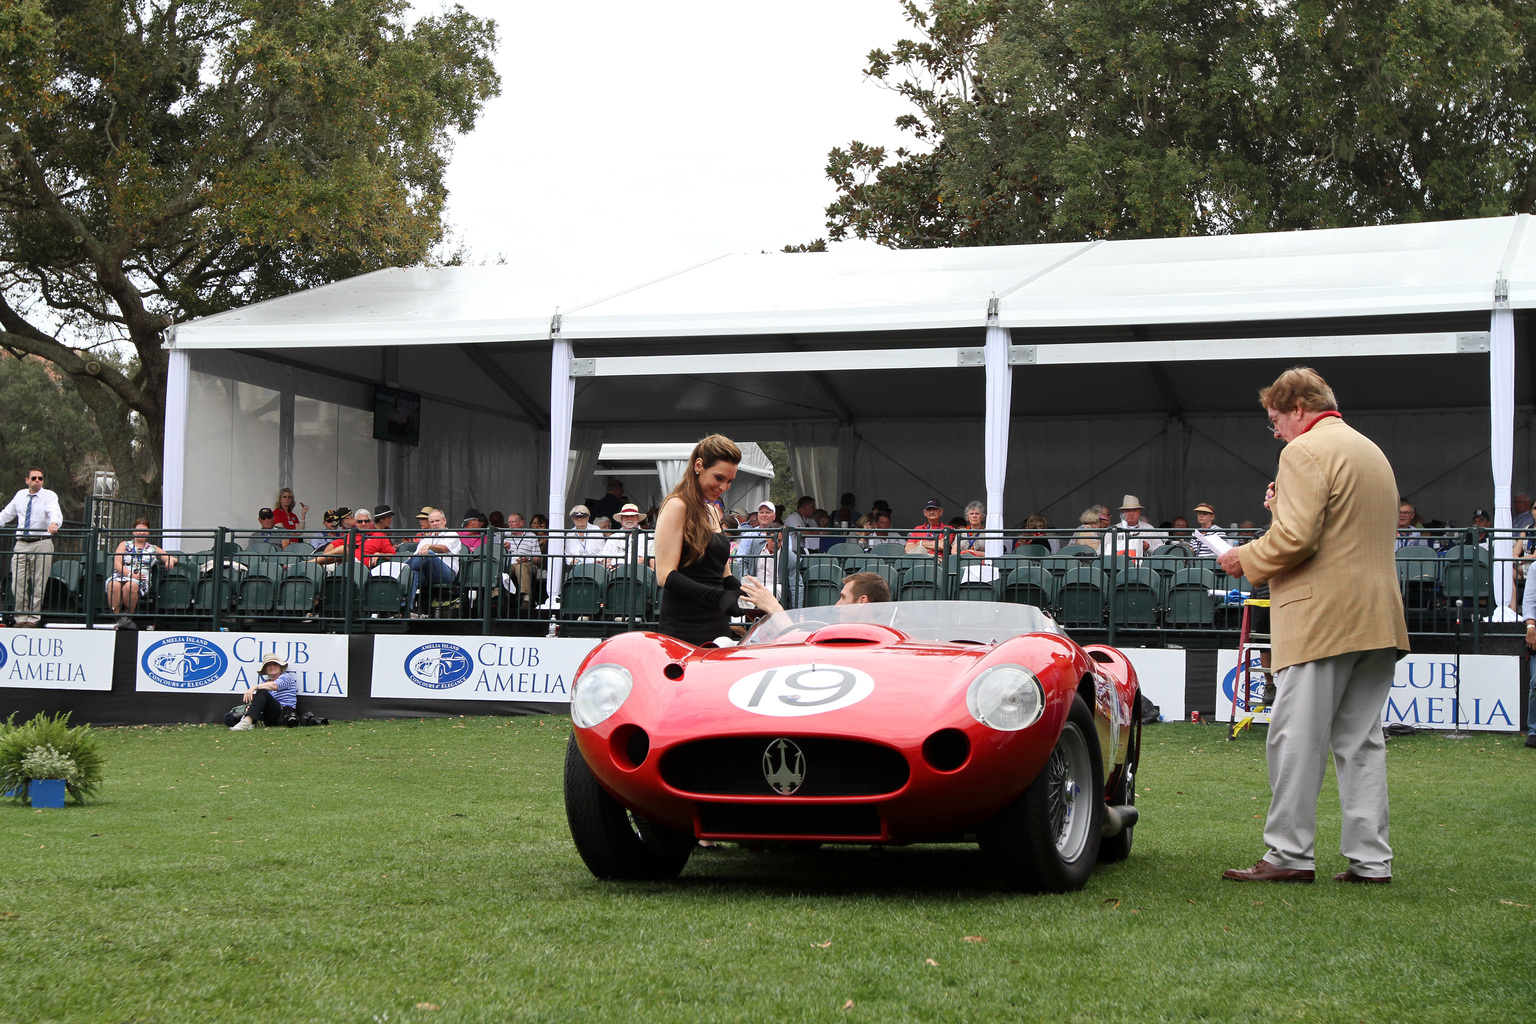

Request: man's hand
left=47, top=522, right=59, bottom=535
left=1526, top=622, right=1536, bottom=652
left=1217, top=547, right=1244, bottom=577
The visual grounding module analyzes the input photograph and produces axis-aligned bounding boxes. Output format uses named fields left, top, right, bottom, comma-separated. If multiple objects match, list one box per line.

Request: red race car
left=564, top=601, right=1142, bottom=891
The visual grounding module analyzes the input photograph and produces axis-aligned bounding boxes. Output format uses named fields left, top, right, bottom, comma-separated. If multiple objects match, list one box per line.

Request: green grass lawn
left=1, top=718, right=1532, bottom=1024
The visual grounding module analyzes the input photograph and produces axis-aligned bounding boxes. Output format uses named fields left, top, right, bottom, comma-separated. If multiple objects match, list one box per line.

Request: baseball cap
left=924, top=498, right=943, bottom=510
left=258, top=507, right=274, bottom=517
left=334, top=506, right=352, bottom=519
left=1473, top=508, right=1491, bottom=519
left=322, top=509, right=341, bottom=525
left=757, top=500, right=775, bottom=512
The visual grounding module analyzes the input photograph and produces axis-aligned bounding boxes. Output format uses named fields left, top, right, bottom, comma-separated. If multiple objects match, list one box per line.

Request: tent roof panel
left=559, top=242, right=1092, bottom=337
left=169, top=216, right=1536, bottom=353
left=999, top=217, right=1519, bottom=327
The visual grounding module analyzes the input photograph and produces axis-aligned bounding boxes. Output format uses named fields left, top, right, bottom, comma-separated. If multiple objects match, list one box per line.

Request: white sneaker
left=230, top=719, right=255, bottom=731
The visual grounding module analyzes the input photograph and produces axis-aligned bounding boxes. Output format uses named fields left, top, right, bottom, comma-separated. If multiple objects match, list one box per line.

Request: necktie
left=24, top=493, right=34, bottom=537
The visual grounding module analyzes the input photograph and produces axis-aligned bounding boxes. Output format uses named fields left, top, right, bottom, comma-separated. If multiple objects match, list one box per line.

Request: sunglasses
left=28, top=476, right=43, bottom=481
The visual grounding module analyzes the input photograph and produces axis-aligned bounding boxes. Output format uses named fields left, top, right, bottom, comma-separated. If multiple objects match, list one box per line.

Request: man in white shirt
left=1110, top=494, right=1164, bottom=559
left=502, top=512, right=542, bottom=610
left=602, top=503, right=653, bottom=568
left=784, top=495, right=817, bottom=553
left=406, top=508, right=463, bottom=617
left=565, top=504, right=608, bottom=561
left=0, top=468, right=63, bottom=626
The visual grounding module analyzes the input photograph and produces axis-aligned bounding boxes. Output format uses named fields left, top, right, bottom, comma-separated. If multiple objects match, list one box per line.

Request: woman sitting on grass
left=230, top=656, right=299, bottom=731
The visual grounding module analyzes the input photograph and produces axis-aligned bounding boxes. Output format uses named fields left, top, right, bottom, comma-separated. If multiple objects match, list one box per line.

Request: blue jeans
left=407, top=556, right=455, bottom=611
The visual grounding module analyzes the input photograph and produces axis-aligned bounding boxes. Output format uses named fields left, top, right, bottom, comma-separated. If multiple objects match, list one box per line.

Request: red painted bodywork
left=571, top=621, right=1140, bottom=844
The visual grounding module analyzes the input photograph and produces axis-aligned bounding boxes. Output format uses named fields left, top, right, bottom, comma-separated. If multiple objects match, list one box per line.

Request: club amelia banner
left=370, top=635, right=599, bottom=702
left=136, top=632, right=349, bottom=697
left=0, top=629, right=115, bottom=690
left=1214, top=650, right=1519, bottom=732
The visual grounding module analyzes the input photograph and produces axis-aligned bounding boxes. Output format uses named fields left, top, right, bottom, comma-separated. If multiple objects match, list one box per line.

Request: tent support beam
left=458, top=345, right=547, bottom=427
left=572, top=331, right=1488, bottom=378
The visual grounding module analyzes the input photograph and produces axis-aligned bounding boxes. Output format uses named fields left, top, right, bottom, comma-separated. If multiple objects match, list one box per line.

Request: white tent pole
left=984, top=305, right=1013, bottom=558
left=547, top=318, right=574, bottom=603
left=1491, top=298, right=1516, bottom=618
left=161, top=339, right=191, bottom=534
left=1490, top=214, right=1528, bottom=620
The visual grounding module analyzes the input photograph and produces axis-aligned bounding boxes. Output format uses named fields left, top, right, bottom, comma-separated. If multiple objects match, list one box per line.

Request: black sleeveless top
left=657, top=531, right=732, bottom=645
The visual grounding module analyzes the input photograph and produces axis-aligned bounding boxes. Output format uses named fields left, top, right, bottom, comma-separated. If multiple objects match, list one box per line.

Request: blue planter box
left=30, top=779, right=66, bottom=809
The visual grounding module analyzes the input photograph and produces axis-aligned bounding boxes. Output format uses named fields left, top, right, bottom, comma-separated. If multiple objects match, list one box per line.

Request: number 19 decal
left=727, top=663, right=875, bottom=717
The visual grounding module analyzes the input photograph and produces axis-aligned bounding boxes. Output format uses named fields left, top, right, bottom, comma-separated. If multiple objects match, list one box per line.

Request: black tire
left=980, top=692, right=1105, bottom=892
left=563, top=735, right=693, bottom=880
left=1098, top=693, right=1141, bottom=864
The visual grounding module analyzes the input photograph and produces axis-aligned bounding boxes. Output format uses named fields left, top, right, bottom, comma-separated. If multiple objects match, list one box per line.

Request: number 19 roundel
left=727, top=663, right=875, bottom=717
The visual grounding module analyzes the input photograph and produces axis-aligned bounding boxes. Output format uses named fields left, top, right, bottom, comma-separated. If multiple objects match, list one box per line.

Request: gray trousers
left=11, top=537, right=53, bottom=622
left=1263, top=646, right=1396, bottom=878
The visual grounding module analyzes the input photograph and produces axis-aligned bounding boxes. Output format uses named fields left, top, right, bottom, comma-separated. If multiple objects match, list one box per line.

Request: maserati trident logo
left=762, top=738, right=806, bottom=795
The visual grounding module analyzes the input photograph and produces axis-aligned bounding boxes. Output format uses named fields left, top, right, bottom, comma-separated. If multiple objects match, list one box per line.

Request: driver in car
left=741, top=570, right=889, bottom=616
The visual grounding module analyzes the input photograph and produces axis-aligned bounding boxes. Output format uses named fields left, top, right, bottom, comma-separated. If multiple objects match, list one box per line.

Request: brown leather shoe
left=1222, top=859, right=1314, bottom=883
left=1333, top=870, right=1390, bottom=884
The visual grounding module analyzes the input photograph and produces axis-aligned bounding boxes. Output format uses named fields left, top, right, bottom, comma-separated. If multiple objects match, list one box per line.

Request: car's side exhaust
left=1102, top=804, right=1139, bottom=838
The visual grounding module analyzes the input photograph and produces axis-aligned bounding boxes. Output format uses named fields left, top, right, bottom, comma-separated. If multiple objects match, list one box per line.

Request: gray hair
left=965, top=500, right=985, bottom=515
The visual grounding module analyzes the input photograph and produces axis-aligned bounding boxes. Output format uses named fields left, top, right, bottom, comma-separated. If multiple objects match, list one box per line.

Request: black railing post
left=211, top=527, right=226, bottom=631
left=342, top=528, right=356, bottom=635
left=482, top=525, right=495, bottom=636
left=84, top=526, right=99, bottom=629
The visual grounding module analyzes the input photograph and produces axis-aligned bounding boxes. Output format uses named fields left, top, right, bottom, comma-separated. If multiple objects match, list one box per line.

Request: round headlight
left=966, top=665, right=1045, bottom=731
left=571, top=663, right=634, bottom=728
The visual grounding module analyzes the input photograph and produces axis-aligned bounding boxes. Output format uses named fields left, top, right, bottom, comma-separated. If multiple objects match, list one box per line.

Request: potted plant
left=0, top=712, right=104, bottom=807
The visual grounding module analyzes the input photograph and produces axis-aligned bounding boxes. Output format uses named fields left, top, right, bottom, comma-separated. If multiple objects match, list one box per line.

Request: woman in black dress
left=654, top=434, right=743, bottom=645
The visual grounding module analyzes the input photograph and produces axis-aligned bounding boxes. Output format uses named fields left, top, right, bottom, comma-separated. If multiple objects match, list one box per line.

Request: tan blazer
left=1241, top=416, right=1410, bottom=671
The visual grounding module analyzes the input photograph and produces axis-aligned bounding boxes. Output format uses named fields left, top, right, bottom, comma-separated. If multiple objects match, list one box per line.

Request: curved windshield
left=743, top=601, right=1062, bottom=646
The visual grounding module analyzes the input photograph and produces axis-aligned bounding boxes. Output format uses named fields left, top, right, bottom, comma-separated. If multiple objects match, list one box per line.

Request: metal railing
left=1, top=522, right=1522, bottom=650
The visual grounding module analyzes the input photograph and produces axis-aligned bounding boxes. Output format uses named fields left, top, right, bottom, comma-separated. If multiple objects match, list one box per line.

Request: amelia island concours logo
left=404, top=642, right=475, bottom=690
left=141, top=636, right=230, bottom=689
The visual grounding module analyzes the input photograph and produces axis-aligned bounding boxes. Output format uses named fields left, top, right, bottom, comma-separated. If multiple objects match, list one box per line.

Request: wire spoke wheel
left=979, top=693, right=1105, bottom=892
left=1045, top=724, right=1093, bottom=862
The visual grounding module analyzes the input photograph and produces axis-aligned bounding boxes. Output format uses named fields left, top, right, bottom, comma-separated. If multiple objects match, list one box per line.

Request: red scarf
left=1298, top=410, right=1343, bottom=436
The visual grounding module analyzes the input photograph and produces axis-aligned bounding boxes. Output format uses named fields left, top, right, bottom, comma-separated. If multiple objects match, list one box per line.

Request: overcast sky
left=423, top=0, right=919, bottom=270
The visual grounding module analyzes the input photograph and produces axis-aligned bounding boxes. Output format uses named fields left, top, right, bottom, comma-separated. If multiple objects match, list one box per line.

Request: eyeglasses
left=1263, top=419, right=1280, bottom=435
left=27, top=475, right=42, bottom=481
left=355, top=518, right=372, bottom=524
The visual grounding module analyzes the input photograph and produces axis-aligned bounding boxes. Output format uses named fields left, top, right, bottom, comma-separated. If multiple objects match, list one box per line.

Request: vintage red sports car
left=564, top=601, right=1142, bottom=891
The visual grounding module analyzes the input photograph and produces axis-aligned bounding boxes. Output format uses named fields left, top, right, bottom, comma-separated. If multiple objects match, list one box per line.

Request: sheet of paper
left=1193, top=530, right=1231, bottom=556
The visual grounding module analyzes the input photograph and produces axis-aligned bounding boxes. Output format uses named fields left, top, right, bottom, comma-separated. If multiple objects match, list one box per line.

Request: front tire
left=980, top=692, right=1105, bottom=892
left=564, top=736, right=693, bottom=880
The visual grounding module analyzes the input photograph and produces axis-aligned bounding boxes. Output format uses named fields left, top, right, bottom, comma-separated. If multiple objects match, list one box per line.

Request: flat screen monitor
left=373, top=386, right=421, bottom=446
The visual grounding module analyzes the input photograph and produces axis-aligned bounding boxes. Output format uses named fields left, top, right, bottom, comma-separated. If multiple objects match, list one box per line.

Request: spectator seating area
left=0, top=527, right=1512, bottom=643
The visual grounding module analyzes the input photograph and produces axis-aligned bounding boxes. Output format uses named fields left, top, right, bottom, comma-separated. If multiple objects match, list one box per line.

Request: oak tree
left=824, top=0, right=1533, bottom=247
left=0, top=0, right=500, bottom=501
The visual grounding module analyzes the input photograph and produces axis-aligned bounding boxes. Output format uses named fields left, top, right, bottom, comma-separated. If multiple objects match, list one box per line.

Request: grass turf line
left=0, top=719, right=1531, bottom=1023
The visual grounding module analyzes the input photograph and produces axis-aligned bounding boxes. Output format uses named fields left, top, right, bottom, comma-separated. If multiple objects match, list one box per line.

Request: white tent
left=586, top=443, right=775, bottom=514
left=167, top=215, right=1535, bottom=595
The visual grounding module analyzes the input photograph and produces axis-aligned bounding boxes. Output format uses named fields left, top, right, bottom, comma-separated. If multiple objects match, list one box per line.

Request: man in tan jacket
left=1218, top=367, right=1409, bottom=884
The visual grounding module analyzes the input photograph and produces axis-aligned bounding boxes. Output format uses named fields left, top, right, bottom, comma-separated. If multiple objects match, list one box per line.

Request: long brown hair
left=666, top=434, right=741, bottom=566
